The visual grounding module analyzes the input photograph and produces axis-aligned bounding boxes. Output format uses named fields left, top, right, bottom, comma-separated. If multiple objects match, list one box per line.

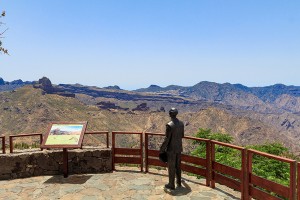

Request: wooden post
left=63, top=148, right=68, bottom=178
left=106, top=132, right=109, bottom=148
left=247, top=151, right=253, bottom=200
left=1, top=136, right=5, bottom=154
left=241, top=149, right=248, bottom=200
left=206, top=140, right=211, bottom=187
left=211, top=142, right=215, bottom=188
left=140, top=133, right=143, bottom=172
left=298, top=163, right=300, bottom=200
left=145, top=133, right=149, bottom=173
left=9, top=136, right=13, bottom=153
left=40, top=134, right=43, bottom=151
left=112, top=132, right=115, bottom=170
left=290, top=161, right=296, bottom=200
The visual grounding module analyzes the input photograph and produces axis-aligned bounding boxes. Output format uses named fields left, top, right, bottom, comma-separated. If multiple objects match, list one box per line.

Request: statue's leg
left=175, top=153, right=182, bottom=187
left=166, top=152, right=176, bottom=189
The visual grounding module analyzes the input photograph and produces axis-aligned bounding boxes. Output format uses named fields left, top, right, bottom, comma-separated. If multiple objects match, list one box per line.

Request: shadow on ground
left=44, top=174, right=92, bottom=184
left=164, top=180, right=192, bottom=196
left=214, top=187, right=240, bottom=200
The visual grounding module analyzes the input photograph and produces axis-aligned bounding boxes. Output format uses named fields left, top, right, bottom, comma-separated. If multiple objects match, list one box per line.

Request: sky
left=0, top=0, right=300, bottom=90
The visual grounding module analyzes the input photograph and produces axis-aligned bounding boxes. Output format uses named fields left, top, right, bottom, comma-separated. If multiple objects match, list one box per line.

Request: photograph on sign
left=45, top=124, right=84, bottom=145
left=42, top=122, right=87, bottom=148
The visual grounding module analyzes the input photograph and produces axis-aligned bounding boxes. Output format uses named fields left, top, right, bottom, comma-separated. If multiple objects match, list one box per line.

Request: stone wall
left=0, top=148, right=112, bottom=180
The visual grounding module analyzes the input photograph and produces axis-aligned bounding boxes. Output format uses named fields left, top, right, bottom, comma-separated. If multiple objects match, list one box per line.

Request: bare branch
left=0, top=28, right=8, bottom=36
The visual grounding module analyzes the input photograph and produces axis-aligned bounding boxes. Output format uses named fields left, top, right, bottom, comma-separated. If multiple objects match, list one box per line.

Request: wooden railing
left=9, top=133, right=43, bottom=153
left=247, top=149, right=296, bottom=200
left=145, top=133, right=211, bottom=186
left=3, top=131, right=300, bottom=199
left=144, top=133, right=298, bottom=200
left=210, top=140, right=247, bottom=198
left=0, top=136, right=5, bottom=154
left=112, top=131, right=143, bottom=172
left=83, top=131, right=109, bottom=148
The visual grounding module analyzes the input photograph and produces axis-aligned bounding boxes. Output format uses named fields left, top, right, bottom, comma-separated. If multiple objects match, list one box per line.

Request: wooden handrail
left=84, top=131, right=109, bottom=148
left=211, top=140, right=244, bottom=150
left=9, top=133, right=43, bottom=153
left=248, top=149, right=295, bottom=163
left=111, top=131, right=143, bottom=135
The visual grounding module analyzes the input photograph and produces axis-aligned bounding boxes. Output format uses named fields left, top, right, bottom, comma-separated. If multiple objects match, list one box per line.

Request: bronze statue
left=160, top=108, right=184, bottom=190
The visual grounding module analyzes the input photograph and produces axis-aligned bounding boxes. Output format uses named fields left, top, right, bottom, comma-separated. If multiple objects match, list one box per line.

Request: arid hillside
left=0, top=85, right=298, bottom=154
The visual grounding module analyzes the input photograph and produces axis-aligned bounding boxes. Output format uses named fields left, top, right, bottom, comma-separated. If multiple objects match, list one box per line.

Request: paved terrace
left=0, top=167, right=240, bottom=200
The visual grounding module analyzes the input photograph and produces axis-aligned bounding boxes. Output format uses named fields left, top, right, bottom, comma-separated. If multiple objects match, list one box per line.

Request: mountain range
left=1, top=77, right=300, bottom=155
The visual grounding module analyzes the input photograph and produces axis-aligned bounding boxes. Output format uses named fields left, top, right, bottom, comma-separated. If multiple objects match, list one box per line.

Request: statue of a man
left=160, top=108, right=184, bottom=190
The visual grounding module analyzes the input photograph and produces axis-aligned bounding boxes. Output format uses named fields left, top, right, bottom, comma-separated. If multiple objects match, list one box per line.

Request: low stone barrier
left=0, top=148, right=112, bottom=180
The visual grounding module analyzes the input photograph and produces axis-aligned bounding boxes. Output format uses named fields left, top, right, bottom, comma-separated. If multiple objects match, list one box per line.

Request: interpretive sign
left=41, top=122, right=87, bottom=148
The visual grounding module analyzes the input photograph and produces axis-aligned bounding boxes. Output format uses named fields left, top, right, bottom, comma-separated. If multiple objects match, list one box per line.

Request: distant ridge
left=0, top=77, right=33, bottom=92
left=2, top=77, right=300, bottom=113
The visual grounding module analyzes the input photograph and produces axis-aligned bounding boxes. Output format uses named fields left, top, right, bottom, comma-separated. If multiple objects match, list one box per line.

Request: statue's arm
left=160, top=125, right=171, bottom=152
left=182, top=123, right=184, bottom=138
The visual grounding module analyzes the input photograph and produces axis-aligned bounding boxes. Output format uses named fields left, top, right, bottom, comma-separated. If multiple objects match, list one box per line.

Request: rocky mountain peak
left=10, top=79, right=24, bottom=85
left=0, top=77, right=5, bottom=85
left=103, top=85, right=121, bottom=90
left=33, top=77, right=55, bottom=93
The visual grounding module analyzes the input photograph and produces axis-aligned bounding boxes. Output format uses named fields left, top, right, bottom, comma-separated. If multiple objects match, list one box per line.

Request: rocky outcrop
left=103, top=85, right=122, bottom=90
left=132, top=103, right=149, bottom=111
left=0, top=148, right=112, bottom=180
left=0, top=77, right=5, bottom=85
left=96, top=101, right=129, bottom=111
left=36, top=77, right=55, bottom=93
left=10, top=79, right=24, bottom=85
left=33, top=77, right=75, bottom=97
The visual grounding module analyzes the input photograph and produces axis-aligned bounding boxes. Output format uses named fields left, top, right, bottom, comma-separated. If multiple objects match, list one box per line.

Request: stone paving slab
left=0, top=167, right=240, bottom=200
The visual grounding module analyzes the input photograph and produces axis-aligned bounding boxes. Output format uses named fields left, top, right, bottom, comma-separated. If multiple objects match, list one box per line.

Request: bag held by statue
left=159, top=152, right=168, bottom=163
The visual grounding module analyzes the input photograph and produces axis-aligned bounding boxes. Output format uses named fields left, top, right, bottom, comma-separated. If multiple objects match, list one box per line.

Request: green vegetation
left=14, top=142, right=40, bottom=150
left=192, top=128, right=292, bottom=187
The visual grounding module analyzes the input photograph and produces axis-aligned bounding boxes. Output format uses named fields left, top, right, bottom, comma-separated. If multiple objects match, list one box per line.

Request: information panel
left=41, top=121, right=87, bottom=148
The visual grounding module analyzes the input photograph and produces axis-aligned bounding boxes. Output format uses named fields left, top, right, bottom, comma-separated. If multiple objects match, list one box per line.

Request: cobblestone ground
left=0, top=167, right=240, bottom=200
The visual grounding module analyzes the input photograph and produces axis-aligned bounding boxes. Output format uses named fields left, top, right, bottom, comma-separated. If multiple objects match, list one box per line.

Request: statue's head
left=169, top=108, right=178, bottom=118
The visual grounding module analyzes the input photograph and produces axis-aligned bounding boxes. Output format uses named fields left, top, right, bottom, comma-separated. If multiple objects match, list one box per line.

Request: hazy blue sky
left=1, top=1, right=299, bottom=90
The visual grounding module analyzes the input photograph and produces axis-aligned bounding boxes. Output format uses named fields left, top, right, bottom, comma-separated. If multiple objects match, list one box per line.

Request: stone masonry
left=0, top=148, right=112, bottom=180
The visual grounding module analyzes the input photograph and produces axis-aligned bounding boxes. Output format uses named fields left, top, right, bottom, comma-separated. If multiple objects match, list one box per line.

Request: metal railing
left=9, top=133, right=43, bottom=153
